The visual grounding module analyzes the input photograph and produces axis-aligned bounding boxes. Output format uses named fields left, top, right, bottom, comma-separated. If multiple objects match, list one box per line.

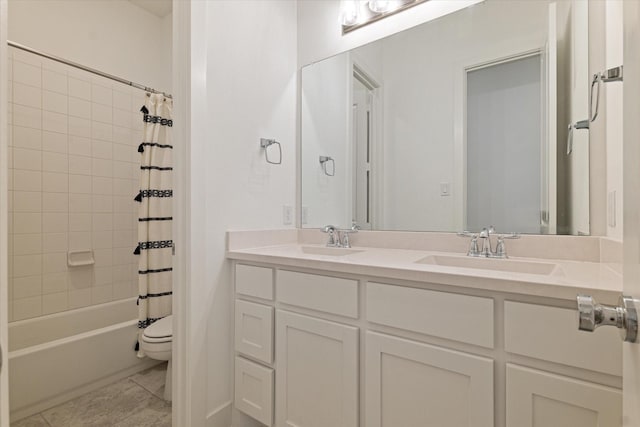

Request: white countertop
left=227, top=243, right=623, bottom=303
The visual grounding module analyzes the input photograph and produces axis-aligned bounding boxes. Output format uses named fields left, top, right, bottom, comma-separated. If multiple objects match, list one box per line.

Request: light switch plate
left=440, top=182, right=450, bottom=196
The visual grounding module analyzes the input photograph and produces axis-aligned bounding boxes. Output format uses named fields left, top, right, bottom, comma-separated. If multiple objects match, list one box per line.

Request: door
left=365, top=331, right=493, bottom=427
left=623, top=0, right=640, bottom=424
left=0, top=1, right=9, bottom=425
left=275, top=310, right=358, bottom=427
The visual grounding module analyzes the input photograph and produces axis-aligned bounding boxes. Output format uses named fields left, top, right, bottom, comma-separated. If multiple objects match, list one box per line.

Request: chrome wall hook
left=260, top=138, right=282, bottom=165
left=319, top=156, right=335, bottom=176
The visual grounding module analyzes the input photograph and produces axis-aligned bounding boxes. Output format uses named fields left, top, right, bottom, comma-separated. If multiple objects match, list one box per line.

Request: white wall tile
left=92, top=158, right=112, bottom=177
left=43, top=70, right=68, bottom=95
left=42, top=172, right=69, bottom=193
left=69, top=193, right=91, bottom=213
left=42, top=292, right=68, bottom=315
left=12, top=49, right=41, bottom=67
left=13, top=212, right=42, bottom=234
left=69, top=155, right=92, bottom=175
left=113, top=230, right=135, bottom=248
left=113, top=91, right=131, bottom=111
left=113, top=281, right=133, bottom=300
left=13, top=148, right=42, bottom=170
left=13, top=275, right=42, bottom=299
left=114, top=213, right=132, bottom=230
left=94, top=266, right=113, bottom=286
left=69, top=213, right=91, bottom=232
left=113, top=247, right=134, bottom=266
left=42, top=131, right=68, bottom=153
left=12, top=126, right=42, bottom=150
left=92, top=122, right=112, bottom=142
left=113, top=143, right=132, bottom=161
left=13, top=234, right=42, bottom=255
left=92, top=213, right=113, bottom=231
left=113, top=161, right=132, bottom=179
left=92, top=177, right=113, bottom=195
left=13, top=82, right=42, bottom=108
left=68, top=135, right=91, bottom=156
left=113, top=178, right=131, bottom=196
left=43, top=152, right=68, bottom=173
left=68, top=116, right=91, bottom=137
left=13, top=170, right=42, bottom=191
left=69, top=77, right=91, bottom=100
left=42, top=252, right=67, bottom=273
left=69, top=231, right=92, bottom=250
left=13, top=104, right=42, bottom=129
left=68, top=97, right=91, bottom=119
left=41, top=57, right=68, bottom=74
left=43, top=111, right=68, bottom=134
left=13, top=61, right=42, bottom=88
left=43, top=212, right=69, bottom=233
left=13, top=296, right=43, bottom=320
left=92, top=103, right=112, bottom=124
left=43, top=90, right=68, bottom=114
left=91, top=285, right=113, bottom=304
left=43, top=233, right=68, bottom=253
left=68, top=267, right=93, bottom=291
left=93, top=195, right=113, bottom=213
left=68, top=288, right=92, bottom=309
left=112, top=264, right=131, bottom=283
left=92, top=231, right=113, bottom=249
left=43, top=272, right=68, bottom=294
left=113, top=109, right=131, bottom=128
left=43, top=192, right=69, bottom=212
left=13, top=191, right=41, bottom=212
left=91, top=84, right=112, bottom=106
left=13, top=255, right=42, bottom=277
left=93, top=248, right=113, bottom=267
left=69, top=174, right=92, bottom=193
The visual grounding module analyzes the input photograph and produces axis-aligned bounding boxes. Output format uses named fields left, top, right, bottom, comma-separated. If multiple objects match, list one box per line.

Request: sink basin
left=301, top=246, right=364, bottom=257
left=415, top=254, right=560, bottom=276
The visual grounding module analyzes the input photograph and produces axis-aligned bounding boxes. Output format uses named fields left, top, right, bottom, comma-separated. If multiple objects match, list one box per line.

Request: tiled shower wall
left=7, top=47, right=145, bottom=321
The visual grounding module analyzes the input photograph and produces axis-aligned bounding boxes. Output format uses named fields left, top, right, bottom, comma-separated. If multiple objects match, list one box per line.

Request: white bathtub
left=8, top=298, right=158, bottom=421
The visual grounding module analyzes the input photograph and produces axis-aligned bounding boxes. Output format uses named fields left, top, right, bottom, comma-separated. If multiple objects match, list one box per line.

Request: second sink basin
left=416, top=254, right=561, bottom=276
left=301, top=246, right=364, bottom=257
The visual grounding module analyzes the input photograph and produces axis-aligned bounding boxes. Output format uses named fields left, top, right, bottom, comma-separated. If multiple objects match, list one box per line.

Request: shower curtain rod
left=7, top=41, right=173, bottom=99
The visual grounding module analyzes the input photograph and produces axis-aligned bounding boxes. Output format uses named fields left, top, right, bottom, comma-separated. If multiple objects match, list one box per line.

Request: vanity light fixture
left=341, top=0, right=428, bottom=34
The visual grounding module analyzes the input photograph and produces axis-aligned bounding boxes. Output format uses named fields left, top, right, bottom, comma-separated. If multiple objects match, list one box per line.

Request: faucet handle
left=321, top=225, right=337, bottom=233
left=351, top=222, right=361, bottom=232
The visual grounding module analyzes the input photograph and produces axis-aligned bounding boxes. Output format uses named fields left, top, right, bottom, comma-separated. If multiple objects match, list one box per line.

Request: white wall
left=182, top=1, right=297, bottom=426
left=8, top=0, right=171, bottom=93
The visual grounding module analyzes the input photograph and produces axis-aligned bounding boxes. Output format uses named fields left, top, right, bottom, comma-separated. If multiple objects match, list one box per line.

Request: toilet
left=140, top=315, right=173, bottom=401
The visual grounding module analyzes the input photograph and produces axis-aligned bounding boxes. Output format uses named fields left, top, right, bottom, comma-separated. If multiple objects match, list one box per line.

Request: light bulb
left=368, top=0, right=392, bottom=13
left=340, top=0, right=360, bottom=26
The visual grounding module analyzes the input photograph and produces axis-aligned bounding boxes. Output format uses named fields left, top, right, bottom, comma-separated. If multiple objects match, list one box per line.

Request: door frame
left=0, top=0, right=8, bottom=425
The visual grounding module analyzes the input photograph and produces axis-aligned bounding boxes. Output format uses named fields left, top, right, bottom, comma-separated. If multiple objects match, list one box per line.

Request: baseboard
left=11, top=359, right=160, bottom=422
left=207, top=401, right=232, bottom=427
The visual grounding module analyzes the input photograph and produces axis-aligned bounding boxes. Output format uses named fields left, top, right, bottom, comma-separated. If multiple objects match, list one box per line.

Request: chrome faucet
left=321, top=223, right=360, bottom=248
left=458, top=226, right=519, bottom=258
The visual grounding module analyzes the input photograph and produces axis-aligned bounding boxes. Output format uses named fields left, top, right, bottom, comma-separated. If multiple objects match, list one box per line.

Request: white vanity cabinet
left=232, top=262, right=622, bottom=427
left=275, top=310, right=358, bottom=427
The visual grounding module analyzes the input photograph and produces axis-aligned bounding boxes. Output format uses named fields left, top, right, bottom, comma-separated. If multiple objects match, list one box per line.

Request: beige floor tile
left=113, top=396, right=172, bottom=427
left=11, top=414, right=50, bottom=427
left=129, top=361, right=168, bottom=399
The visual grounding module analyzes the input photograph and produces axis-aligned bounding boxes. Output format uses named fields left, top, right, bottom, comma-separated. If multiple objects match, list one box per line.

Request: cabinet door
left=506, top=364, right=621, bottom=427
left=366, top=331, right=494, bottom=427
left=235, top=356, right=274, bottom=426
left=276, top=310, right=358, bottom=427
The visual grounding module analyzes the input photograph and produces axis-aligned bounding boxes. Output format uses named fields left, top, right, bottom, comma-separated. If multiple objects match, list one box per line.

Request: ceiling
left=129, top=0, right=172, bottom=18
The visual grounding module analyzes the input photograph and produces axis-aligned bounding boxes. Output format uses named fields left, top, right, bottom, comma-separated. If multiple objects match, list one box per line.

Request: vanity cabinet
left=365, top=331, right=494, bottom=427
left=275, top=310, right=358, bottom=427
left=232, top=262, right=622, bottom=427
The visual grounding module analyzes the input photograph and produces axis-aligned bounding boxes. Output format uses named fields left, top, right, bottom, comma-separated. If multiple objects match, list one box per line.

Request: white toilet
left=140, top=315, right=173, bottom=401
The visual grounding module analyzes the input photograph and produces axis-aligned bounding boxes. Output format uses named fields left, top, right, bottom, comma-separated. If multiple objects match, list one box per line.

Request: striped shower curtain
left=135, top=93, right=173, bottom=357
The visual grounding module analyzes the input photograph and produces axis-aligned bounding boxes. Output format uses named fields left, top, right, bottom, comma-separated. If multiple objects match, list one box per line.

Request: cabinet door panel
left=276, top=310, right=358, bottom=427
left=235, top=356, right=274, bottom=426
left=366, top=331, right=494, bottom=427
left=235, top=299, right=274, bottom=364
left=506, top=364, right=621, bottom=427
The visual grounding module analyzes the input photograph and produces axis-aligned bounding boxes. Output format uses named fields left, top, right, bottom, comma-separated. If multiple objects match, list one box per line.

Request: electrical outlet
left=302, top=206, right=309, bottom=225
left=283, top=205, right=293, bottom=225
left=440, top=182, right=450, bottom=196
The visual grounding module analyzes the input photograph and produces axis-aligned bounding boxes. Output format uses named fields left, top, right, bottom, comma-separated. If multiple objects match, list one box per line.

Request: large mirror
left=301, top=0, right=590, bottom=235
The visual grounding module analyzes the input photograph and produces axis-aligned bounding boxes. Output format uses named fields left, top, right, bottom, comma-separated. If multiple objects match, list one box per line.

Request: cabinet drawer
left=236, top=264, right=273, bottom=300
left=506, top=364, right=621, bottom=427
left=504, top=301, right=621, bottom=376
left=235, top=300, right=274, bottom=364
left=366, top=282, right=494, bottom=348
left=235, top=356, right=274, bottom=427
left=277, top=270, right=358, bottom=318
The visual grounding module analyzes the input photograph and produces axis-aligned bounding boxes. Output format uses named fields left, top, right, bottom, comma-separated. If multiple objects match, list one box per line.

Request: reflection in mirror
left=301, top=0, right=590, bottom=235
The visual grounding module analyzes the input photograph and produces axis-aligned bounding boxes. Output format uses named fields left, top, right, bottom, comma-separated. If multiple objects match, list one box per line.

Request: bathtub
left=8, top=298, right=159, bottom=421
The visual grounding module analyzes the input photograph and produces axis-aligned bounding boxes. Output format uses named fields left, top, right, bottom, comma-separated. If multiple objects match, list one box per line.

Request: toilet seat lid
left=143, top=315, right=173, bottom=339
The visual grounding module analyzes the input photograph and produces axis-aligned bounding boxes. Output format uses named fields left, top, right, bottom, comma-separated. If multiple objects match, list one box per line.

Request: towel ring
left=319, top=156, right=335, bottom=176
left=260, top=138, right=282, bottom=165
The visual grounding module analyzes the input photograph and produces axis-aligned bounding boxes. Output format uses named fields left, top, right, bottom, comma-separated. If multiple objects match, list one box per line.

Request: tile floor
left=12, top=363, right=171, bottom=427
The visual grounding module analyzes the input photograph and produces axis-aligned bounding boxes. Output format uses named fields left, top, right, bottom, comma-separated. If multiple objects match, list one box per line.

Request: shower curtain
left=135, top=93, right=173, bottom=357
